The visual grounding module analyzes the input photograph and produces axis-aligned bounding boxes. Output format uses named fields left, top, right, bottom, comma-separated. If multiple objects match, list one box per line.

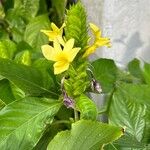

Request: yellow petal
left=89, top=23, right=101, bottom=37
left=41, top=45, right=57, bottom=61
left=95, top=38, right=111, bottom=47
left=41, top=30, right=58, bottom=41
left=54, top=61, right=69, bottom=74
left=57, top=36, right=65, bottom=46
left=60, top=23, right=66, bottom=29
left=63, top=38, right=74, bottom=52
left=51, top=23, right=59, bottom=31
left=53, top=39, right=62, bottom=53
left=68, top=47, right=80, bottom=62
left=82, top=45, right=97, bottom=58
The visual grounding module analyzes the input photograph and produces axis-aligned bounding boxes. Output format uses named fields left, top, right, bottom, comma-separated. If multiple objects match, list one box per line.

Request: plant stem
left=74, top=109, right=79, bottom=121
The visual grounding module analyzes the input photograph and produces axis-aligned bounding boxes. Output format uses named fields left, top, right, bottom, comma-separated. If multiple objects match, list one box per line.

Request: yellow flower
left=41, top=22, right=65, bottom=46
left=41, top=39, right=81, bottom=74
left=83, top=23, right=111, bottom=58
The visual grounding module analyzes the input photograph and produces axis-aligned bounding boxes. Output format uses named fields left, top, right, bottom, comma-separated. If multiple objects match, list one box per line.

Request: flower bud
left=62, top=90, right=74, bottom=108
left=91, top=79, right=102, bottom=93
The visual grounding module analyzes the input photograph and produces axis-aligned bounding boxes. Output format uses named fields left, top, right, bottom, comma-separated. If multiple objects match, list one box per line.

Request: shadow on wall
left=114, top=32, right=143, bottom=64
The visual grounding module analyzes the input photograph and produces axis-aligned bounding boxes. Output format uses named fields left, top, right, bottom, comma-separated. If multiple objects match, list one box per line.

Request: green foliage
left=24, top=14, right=51, bottom=52
left=76, top=94, right=98, bottom=120
left=92, top=58, right=118, bottom=93
left=65, top=2, right=89, bottom=50
left=50, top=0, right=67, bottom=26
left=0, top=1, right=150, bottom=149
left=0, top=40, right=17, bottom=59
left=109, top=83, right=147, bottom=148
left=47, top=120, right=123, bottom=150
left=0, top=79, right=15, bottom=104
left=0, top=58, right=57, bottom=97
left=0, top=97, right=62, bottom=150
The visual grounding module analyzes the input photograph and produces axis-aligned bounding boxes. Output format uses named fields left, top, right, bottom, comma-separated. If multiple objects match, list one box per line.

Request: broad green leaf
left=24, top=14, right=50, bottom=51
left=48, top=120, right=123, bottom=150
left=128, top=59, right=144, bottom=80
left=0, top=58, right=58, bottom=97
left=14, top=0, right=40, bottom=21
left=0, top=79, right=15, bottom=104
left=0, top=40, right=17, bottom=59
left=33, top=58, right=60, bottom=94
left=109, top=83, right=148, bottom=148
left=92, top=58, right=117, bottom=93
left=0, top=97, right=62, bottom=150
left=76, top=94, right=98, bottom=120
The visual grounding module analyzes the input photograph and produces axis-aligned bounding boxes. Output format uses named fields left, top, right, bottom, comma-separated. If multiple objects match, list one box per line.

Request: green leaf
left=24, top=14, right=50, bottom=51
left=0, top=97, right=62, bottom=150
left=14, top=50, right=32, bottom=66
left=48, top=120, right=123, bottom=150
left=65, top=2, right=89, bottom=49
left=0, top=40, right=17, bottom=59
left=92, top=58, right=118, bottom=93
left=128, top=59, right=144, bottom=81
left=0, top=58, right=58, bottom=97
left=50, top=0, right=67, bottom=26
left=10, top=83, right=25, bottom=100
left=32, top=58, right=60, bottom=94
left=143, top=62, right=150, bottom=85
left=0, top=99, right=5, bottom=110
left=76, top=94, right=98, bottom=120
left=5, top=8, right=26, bottom=42
left=109, top=83, right=148, bottom=148
left=14, top=0, right=40, bottom=21
left=0, top=79, right=15, bottom=104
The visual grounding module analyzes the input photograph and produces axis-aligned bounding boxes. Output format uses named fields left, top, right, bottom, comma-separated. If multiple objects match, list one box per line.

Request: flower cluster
left=41, top=22, right=111, bottom=75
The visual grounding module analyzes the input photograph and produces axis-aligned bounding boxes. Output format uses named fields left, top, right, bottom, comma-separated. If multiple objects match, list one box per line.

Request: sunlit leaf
left=0, top=58, right=58, bottom=97
left=0, top=97, right=62, bottom=150
left=48, top=120, right=123, bottom=150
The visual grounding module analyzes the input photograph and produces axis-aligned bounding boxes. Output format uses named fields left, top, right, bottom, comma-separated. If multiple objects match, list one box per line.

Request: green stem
left=74, top=109, right=79, bottom=121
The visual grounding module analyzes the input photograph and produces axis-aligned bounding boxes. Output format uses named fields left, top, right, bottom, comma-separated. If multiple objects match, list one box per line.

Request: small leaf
left=76, top=94, right=98, bottom=120
left=14, top=50, right=32, bottom=66
left=48, top=120, right=123, bottom=150
left=0, top=58, right=58, bottom=97
left=65, top=2, right=89, bottom=49
left=0, top=97, right=62, bottom=150
left=128, top=58, right=144, bottom=80
left=24, top=14, right=51, bottom=51
left=0, top=40, right=17, bottom=59
left=92, top=58, right=117, bottom=93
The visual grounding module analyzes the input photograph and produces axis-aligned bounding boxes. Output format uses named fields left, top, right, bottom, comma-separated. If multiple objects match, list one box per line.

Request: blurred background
left=82, top=0, right=150, bottom=67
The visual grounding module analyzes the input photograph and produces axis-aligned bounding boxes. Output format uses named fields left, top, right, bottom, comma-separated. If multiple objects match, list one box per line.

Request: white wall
left=82, top=0, right=150, bottom=66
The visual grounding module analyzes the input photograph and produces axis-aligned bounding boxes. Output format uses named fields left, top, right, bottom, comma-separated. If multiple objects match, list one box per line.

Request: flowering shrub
left=0, top=0, right=150, bottom=150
